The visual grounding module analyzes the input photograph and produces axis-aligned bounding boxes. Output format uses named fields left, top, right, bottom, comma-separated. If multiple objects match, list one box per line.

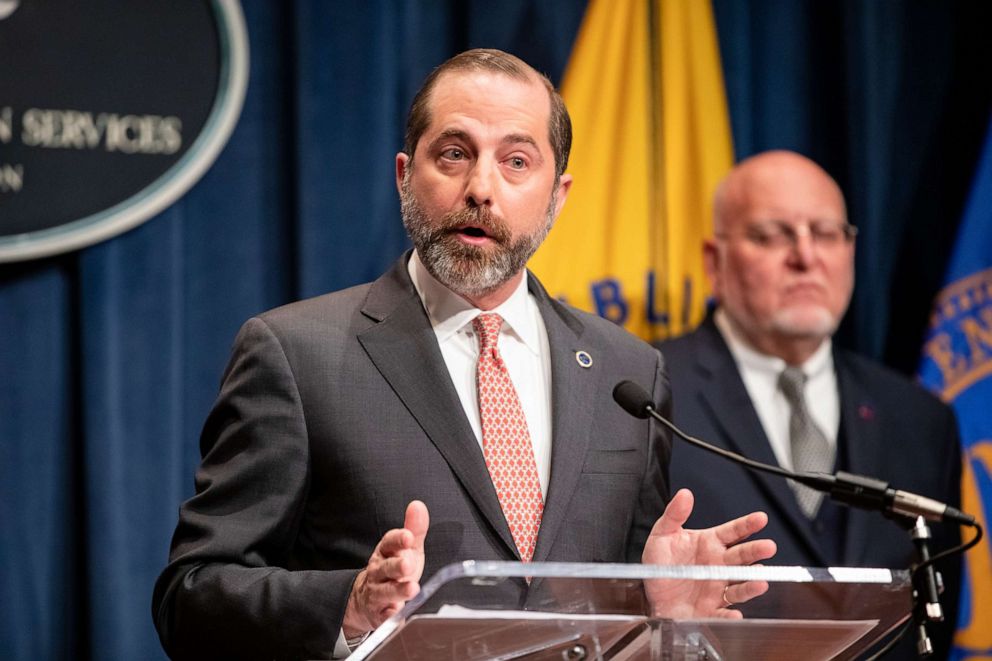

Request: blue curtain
left=0, top=1, right=988, bottom=659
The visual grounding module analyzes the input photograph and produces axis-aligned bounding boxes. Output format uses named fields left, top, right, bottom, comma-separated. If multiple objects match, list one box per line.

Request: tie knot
left=473, top=313, right=504, bottom=352
left=778, top=366, right=807, bottom=404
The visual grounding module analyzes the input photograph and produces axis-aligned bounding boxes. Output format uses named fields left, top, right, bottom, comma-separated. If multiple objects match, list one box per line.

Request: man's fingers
left=365, top=574, right=421, bottom=602
left=378, top=603, right=403, bottom=621
left=377, top=527, right=414, bottom=557
left=404, top=500, right=430, bottom=550
left=376, top=583, right=421, bottom=620
left=713, top=510, right=768, bottom=546
left=377, top=501, right=430, bottom=558
left=369, top=598, right=409, bottom=628
left=369, top=553, right=417, bottom=582
left=724, top=538, right=777, bottom=566
left=651, top=488, right=694, bottom=536
left=358, top=570, right=421, bottom=626
left=347, top=502, right=431, bottom=637
left=713, top=607, right=745, bottom=620
left=724, top=579, right=769, bottom=606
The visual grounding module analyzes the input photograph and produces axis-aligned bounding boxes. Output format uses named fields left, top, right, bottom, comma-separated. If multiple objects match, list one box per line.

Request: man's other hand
left=342, top=500, right=429, bottom=638
left=642, top=488, right=776, bottom=618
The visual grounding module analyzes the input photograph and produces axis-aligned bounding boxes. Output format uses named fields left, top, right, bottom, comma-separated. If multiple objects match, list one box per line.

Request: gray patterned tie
left=779, top=366, right=834, bottom=518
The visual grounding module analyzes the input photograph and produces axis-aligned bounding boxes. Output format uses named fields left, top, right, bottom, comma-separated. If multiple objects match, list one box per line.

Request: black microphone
left=612, top=380, right=975, bottom=526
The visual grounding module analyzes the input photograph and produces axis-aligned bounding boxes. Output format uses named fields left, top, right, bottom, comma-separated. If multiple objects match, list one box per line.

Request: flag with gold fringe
left=530, top=0, right=734, bottom=341
left=919, top=116, right=992, bottom=661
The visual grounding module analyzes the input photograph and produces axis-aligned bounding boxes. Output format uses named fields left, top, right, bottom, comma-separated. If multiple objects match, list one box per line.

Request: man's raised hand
left=641, top=489, right=776, bottom=618
left=342, top=500, right=429, bottom=638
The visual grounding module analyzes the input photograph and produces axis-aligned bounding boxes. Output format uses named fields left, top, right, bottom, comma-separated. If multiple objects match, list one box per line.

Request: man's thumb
left=404, top=500, right=430, bottom=548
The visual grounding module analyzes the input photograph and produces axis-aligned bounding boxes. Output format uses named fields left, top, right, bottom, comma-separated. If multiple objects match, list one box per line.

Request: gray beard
left=400, top=174, right=555, bottom=298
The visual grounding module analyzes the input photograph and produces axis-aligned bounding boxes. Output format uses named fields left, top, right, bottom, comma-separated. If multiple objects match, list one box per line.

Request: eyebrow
left=428, top=129, right=473, bottom=151
left=426, top=129, right=542, bottom=158
left=501, top=133, right=540, bottom=152
left=748, top=218, right=848, bottom=227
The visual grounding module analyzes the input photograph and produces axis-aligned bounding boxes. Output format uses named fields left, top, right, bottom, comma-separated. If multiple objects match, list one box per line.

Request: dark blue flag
left=919, top=116, right=992, bottom=660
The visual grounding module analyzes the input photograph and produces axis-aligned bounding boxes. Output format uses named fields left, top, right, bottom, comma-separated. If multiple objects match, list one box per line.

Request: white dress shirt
left=408, top=251, right=553, bottom=496
left=714, top=309, right=839, bottom=471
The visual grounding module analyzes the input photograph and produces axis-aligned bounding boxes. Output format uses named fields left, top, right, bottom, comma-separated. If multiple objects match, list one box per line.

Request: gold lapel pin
left=575, top=350, right=593, bottom=368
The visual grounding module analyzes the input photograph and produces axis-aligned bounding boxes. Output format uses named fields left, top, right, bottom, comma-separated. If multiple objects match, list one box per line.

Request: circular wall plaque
left=0, top=0, right=248, bottom=261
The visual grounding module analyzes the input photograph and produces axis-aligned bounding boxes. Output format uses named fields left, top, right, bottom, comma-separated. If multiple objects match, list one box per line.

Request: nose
left=464, top=158, right=495, bottom=208
left=788, top=227, right=817, bottom=268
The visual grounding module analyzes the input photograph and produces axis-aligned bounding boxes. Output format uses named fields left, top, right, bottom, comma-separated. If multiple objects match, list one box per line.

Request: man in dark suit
left=152, top=50, right=776, bottom=659
left=657, top=150, right=962, bottom=658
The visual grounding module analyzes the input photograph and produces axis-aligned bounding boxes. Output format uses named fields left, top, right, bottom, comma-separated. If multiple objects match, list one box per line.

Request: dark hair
left=403, top=48, right=572, bottom=179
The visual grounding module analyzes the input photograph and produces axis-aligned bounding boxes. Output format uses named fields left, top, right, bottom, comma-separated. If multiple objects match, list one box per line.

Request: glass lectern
left=351, top=561, right=911, bottom=660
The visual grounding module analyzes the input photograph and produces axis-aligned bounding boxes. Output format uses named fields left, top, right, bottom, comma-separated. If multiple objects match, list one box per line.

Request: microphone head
left=613, top=381, right=654, bottom=419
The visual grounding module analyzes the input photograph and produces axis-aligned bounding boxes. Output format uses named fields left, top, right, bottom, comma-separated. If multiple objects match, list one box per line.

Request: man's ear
left=395, top=152, right=410, bottom=194
left=702, top=238, right=721, bottom=296
left=551, top=173, right=573, bottom=219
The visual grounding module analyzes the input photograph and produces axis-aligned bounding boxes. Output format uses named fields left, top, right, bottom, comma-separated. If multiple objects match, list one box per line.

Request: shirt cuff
left=331, top=628, right=351, bottom=658
left=332, top=628, right=372, bottom=658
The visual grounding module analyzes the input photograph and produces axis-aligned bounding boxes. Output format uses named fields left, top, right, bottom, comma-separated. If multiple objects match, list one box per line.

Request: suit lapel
left=691, top=318, right=829, bottom=566
left=356, top=256, right=518, bottom=557
left=528, top=275, right=596, bottom=562
left=835, top=351, right=886, bottom=565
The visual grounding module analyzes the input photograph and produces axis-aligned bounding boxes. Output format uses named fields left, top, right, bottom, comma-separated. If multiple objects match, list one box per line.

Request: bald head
left=704, top=150, right=855, bottom=364
left=713, top=150, right=847, bottom=235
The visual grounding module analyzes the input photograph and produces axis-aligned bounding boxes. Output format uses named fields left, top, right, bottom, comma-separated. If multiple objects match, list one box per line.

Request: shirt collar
left=714, top=307, right=833, bottom=378
left=408, top=250, right=542, bottom=354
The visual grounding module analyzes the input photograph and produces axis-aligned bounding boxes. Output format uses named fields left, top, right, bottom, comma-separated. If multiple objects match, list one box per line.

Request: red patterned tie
left=473, top=313, right=544, bottom=562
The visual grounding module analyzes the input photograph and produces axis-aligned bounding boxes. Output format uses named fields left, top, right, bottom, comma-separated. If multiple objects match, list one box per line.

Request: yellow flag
left=530, top=0, right=734, bottom=341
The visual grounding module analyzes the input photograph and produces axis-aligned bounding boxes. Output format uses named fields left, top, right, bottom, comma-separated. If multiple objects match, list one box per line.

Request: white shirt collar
left=407, top=251, right=542, bottom=354
left=713, top=307, right=840, bottom=468
left=714, top=307, right=833, bottom=377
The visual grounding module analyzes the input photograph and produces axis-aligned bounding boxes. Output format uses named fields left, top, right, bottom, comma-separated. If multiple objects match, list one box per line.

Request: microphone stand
left=870, top=512, right=948, bottom=659
left=872, top=513, right=967, bottom=660
left=907, top=516, right=943, bottom=657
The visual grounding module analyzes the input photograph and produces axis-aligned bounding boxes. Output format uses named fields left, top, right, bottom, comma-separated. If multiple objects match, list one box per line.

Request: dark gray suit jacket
left=657, top=313, right=962, bottom=658
left=153, top=255, right=672, bottom=659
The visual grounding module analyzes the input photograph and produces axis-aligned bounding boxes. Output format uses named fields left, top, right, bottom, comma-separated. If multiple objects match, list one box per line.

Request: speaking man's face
left=396, top=70, right=571, bottom=301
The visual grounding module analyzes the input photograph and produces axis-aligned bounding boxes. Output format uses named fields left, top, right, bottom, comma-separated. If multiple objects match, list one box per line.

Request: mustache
left=437, top=206, right=512, bottom=244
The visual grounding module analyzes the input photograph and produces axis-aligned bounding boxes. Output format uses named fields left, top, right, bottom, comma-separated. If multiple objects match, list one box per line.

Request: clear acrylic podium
left=351, top=561, right=912, bottom=660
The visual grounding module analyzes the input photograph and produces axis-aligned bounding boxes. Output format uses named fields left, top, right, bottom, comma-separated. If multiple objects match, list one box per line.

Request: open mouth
left=452, top=224, right=497, bottom=245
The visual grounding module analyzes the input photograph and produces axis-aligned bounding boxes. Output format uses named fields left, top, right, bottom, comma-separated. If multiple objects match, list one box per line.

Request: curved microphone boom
left=612, top=380, right=975, bottom=527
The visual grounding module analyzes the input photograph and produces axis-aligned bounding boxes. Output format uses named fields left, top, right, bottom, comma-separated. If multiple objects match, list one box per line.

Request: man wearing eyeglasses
left=656, top=150, right=962, bottom=659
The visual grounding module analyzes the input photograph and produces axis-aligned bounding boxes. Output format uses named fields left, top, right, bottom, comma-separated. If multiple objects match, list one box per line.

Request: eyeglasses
left=716, top=220, right=858, bottom=250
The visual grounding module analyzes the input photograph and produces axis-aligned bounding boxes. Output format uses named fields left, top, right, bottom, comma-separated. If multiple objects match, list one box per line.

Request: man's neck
left=716, top=309, right=829, bottom=367
left=755, top=336, right=823, bottom=366
left=409, top=251, right=529, bottom=316
left=458, top=271, right=527, bottom=311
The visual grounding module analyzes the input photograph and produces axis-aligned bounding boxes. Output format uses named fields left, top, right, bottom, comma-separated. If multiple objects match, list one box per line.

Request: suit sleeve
left=152, top=317, right=357, bottom=660
left=625, top=349, right=673, bottom=562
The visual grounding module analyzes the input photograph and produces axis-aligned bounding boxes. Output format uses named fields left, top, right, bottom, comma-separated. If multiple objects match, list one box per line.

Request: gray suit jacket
left=153, top=254, right=672, bottom=659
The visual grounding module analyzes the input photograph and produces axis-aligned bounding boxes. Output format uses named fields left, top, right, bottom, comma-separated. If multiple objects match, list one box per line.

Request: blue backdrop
left=1, top=1, right=990, bottom=659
